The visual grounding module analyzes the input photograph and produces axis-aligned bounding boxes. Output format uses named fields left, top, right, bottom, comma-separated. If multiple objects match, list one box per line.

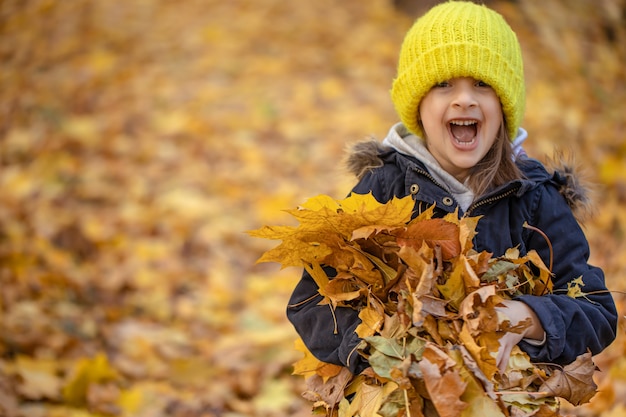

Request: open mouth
left=449, top=120, right=478, bottom=145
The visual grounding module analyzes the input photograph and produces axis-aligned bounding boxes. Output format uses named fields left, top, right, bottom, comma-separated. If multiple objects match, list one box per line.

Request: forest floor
left=1, top=0, right=625, bottom=416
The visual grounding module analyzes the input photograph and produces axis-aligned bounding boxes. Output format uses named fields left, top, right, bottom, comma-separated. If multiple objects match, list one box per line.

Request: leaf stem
left=404, top=389, right=411, bottom=417
left=523, top=222, right=554, bottom=295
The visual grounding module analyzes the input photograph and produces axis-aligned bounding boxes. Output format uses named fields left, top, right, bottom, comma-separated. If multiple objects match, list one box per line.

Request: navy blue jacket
left=287, top=141, right=617, bottom=374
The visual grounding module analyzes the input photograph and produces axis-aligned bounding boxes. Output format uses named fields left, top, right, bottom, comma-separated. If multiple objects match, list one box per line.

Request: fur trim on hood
left=546, top=151, right=596, bottom=223
left=345, top=140, right=388, bottom=181
left=345, top=139, right=595, bottom=223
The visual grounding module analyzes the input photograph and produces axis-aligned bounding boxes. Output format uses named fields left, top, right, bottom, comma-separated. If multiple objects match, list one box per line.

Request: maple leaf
left=482, top=259, right=519, bottom=285
left=303, top=261, right=333, bottom=304
left=397, top=218, right=461, bottom=260
left=459, top=215, right=482, bottom=257
left=419, top=343, right=468, bottom=417
left=398, top=242, right=437, bottom=326
left=250, top=193, right=415, bottom=272
left=437, top=257, right=466, bottom=311
left=302, top=366, right=353, bottom=409
left=355, top=305, right=385, bottom=338
left=504, top=249, right=553, bottom=296
left=457, top=286, right=504, bottom=380
left=12, top=356, right=61, bottom=401
left=324, top=275, right=366, bottom=303
left=566, top=276, right=592, bottom=301
left=340, top=192, right=415, bottom=227
left=253, top=193, right=605, bottom=416
left=250, top=225, right=335, bottom=267
left=347, top=380, right=399, bottom=417
left=3, top=0, right=625, bottom=415
left=535, top=352, right=598, bottom=405
left=293, top=338, right=344, bottom=381
left=62, top=353, right=120, bottom=406
left=291, top=193, right=413, bottom=241
left=459, top=286, right=502, bottom=336
left=500, top=393, right=559, bottom=416
left=378, top=388, right=419, bottom=417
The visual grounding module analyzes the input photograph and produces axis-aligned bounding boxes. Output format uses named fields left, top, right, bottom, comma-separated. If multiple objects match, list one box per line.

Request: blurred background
left=1, top=0, right=625, bottom=416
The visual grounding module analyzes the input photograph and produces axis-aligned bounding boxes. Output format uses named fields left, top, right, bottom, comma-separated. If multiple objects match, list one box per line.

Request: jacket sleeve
left=286, top=166, right=396, bottom=374
left=516, top=183, right=617, bottom=364
left=286, top=267, right=368, bottom=374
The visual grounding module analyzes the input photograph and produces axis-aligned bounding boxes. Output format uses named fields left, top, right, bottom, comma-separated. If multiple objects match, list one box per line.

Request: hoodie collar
left=381, top=122, right=530, bottom=211
left=382, top=123, right=474, bottom=210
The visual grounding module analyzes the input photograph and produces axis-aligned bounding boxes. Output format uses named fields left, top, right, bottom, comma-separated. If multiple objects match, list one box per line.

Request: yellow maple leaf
left=250, top=193, right=414, bottom=269
left=437, top=258, right=466, bottom=311
left=459, top=215, right=482, bottom=253
left=62, top=353, right=120, bottom=406
left=355, top=305, right=384, bottom=338
left=348, top=380, right=399, bottom=417
left=340, top=192, right=414, bottom=227
left=566, top=276, right=585, bottom=298
left=292, top=338, right=343, bottom=381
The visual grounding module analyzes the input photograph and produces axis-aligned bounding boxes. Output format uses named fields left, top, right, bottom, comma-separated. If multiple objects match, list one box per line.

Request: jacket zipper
left=466, top=185, right=520, bottom=215
left=413, top=167, right=521, bottom=215
left=413, top=168, right=450, bottom=194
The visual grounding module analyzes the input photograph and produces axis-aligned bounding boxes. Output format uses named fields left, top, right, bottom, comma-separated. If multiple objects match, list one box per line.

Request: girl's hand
left=495, top=300, right=545, bottom=372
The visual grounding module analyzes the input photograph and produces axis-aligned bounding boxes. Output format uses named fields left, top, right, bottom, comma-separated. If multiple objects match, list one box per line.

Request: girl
left=287, top=1, right=617, bottom=375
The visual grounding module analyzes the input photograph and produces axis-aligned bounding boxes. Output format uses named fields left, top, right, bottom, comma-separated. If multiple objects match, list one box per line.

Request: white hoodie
left=381, top=122, right=528, bottom=212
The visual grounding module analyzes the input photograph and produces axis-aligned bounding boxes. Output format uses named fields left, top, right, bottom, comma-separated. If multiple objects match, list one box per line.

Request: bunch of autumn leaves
left=250, top=193, right=598, bottom=417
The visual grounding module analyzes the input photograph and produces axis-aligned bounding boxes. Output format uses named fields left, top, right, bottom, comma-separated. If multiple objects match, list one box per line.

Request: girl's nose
left=452, top=84, right=478, bottom=109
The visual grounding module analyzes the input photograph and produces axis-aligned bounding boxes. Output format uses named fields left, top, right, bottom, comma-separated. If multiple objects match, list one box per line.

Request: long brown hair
left=465, top=121, right=524, bottom=196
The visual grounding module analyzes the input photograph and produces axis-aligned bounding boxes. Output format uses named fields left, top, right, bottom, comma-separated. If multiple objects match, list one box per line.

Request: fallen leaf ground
left=1, top=0, right=625, bottom=416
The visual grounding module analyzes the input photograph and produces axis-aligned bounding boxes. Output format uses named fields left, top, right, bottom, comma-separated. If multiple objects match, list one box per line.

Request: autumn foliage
left=1, top=0, right=625, bottom=416
left=251, top=193, right=598, bottom=416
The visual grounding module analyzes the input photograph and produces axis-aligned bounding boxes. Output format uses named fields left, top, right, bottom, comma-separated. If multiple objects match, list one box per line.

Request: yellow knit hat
left=391, top=1, right=525, bottom=140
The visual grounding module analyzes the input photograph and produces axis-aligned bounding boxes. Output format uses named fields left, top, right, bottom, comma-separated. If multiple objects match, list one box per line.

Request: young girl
left=287, top=1, right=617, bottom=376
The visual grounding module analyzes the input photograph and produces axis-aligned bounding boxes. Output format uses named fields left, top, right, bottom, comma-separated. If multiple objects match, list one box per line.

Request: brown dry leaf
left=2, top=1, right=625, bottom=416
left=352, top=224, right=401, bottom=241
left=536, top=352, right=598, bottom=406
left=459, top=286, right=501, bottom=336
left=0, top=368, right=19, bottom=417
left=348, top=380, right=399, bottom=417
left=458, top=324, right=499, bottom=383
left=302, top=366, right=353, bottom=408
left=87, top=382, right=122, bottom=415
left=397, top=219, right=461, bottom=260
left=398, top=242, right=436, bottom=326
left=419, top=344, right=468, bottom=417
left=12, top=356, right=62, bottom=401
left=324, top=275, right=365, bottom=303
left=458, top=286, right=506, bottom=381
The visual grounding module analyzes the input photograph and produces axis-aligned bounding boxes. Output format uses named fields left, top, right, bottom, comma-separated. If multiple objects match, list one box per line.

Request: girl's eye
left=476, top=80, right=491, bottom=87
left=435, top=81, right=450, bottom=88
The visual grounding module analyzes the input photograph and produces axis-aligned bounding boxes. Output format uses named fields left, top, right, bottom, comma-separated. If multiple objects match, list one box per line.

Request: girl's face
left=418, top=77, right=503, bottom=182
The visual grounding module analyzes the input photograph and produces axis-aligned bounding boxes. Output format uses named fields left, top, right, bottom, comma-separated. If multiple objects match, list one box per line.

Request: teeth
left=450, top=120, right=477, bottom=126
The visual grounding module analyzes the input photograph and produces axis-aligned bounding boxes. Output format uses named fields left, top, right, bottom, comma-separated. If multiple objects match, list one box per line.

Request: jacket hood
left=345, top=138, right=594, bottom=223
